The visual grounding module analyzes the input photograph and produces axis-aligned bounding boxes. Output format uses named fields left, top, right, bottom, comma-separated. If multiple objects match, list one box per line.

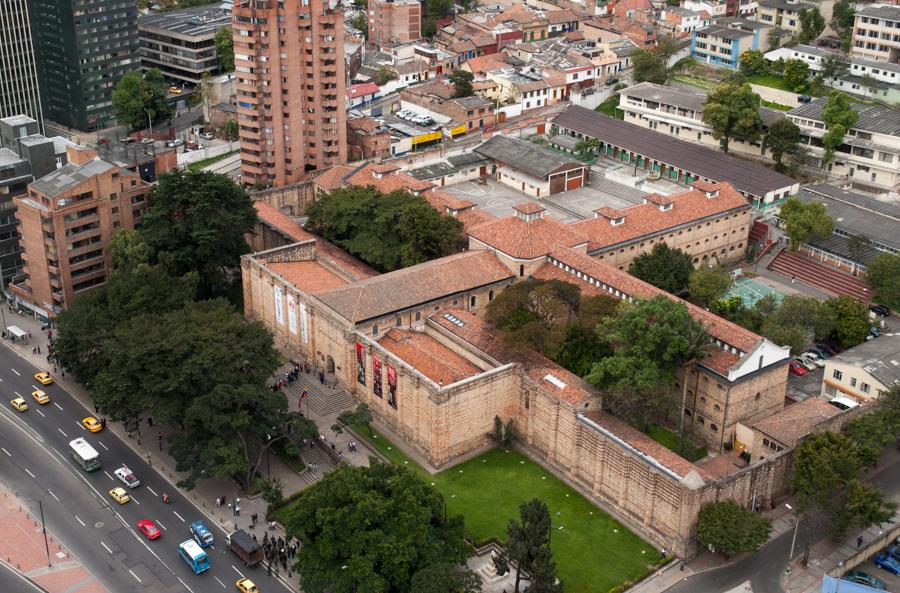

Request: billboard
left=356, top=342, right=366, bottom=386
left=387, top=364, right=397, bottom=409
left=287, top=294, right=298, bottom=335
left=372, top=355, right=383, bottom=398
left=274, top=285, right=284, bottom=325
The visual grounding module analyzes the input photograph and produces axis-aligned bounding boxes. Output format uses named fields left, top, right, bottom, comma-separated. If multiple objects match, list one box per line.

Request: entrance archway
left=326, top=356, right=335, bottom=374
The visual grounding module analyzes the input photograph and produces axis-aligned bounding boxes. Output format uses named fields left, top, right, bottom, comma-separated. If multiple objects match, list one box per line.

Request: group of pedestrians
left=262, top=532, right=298, bottom=577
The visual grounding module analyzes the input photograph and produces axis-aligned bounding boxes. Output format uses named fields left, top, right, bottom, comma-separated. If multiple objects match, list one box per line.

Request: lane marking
left=48, top=490, right=60, bottom=502
left=146, top=486, right=157, bottom=497
left=130, top=495, right=140, bottom=506
left=156, top=519, right=166, bottom=531
left=214, top=576, right=227, bottom=589
left=13, top=391, right=21, bottom=397
left=57, top=428, right=67, bottom=438
left=173, top=510, right=185, bottom=523
left=232, top=565, right=245, bottom=579
left=34, top=408, right=45, bottom=418
left=24, top=468, right=35, bottom=478
left=97, top=441, right=108, bottom=451
left=104, top=471, right=114, bottom=481
left=77, top=420, right=86, bottom=431
left=53, top=402, right=63, bottom=412
left=11, top=369, right=20, bottom=376
left=129, top=569, right=142, bottom=583
left=75, top=515, right=86, bottom=527
left=100, top=541, right=113, bottom=554
left=1, top=447, right=9, bottom=457
left=31, top=385, right=40, bottom=391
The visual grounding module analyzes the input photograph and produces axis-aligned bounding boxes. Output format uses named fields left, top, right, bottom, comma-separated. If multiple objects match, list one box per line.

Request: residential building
left=691, top=18, right=771, bottom=70
left=850, top=4, right=900, bottom=63
left=787, top=98, right=900, bottom=194
left=748, top=398, right=846, bottom=462
left=347, top=117, right=392, bottom=161
left=0, top=0, right=43, bottom=131
left=400, top=79, right=495, bottom=132
left=822, top=332, right=900, bottom=402
left=233, top=0, right=348, bottom=187
left=683, top=0, right=728, bottom=18
left=551, top=105, right=799, bottom=206
left=12, top=144, right=151, bottom=318
left=368, top=0, right=422, bottom=48
left=659, top=7, right=713, bottom=37
left=28, top=0, right=140, bottom=131
left=138, top=4, right=233, bottom=86
left=755, top=0, right=815, bottom=36
left=347, top=82, right=380, bottom=109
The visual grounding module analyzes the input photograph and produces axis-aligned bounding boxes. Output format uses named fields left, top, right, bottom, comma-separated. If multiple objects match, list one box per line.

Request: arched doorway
left=326, top=356, right=335, bottom=374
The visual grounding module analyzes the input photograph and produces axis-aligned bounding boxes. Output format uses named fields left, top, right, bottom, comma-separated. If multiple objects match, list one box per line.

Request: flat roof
left=758, top=0, right=814, bottom=10
left=696, top=24, right=753, bottom=39
left=138, top=5, right=232, bottom=38
left=552, top=105, right=797, bottom=198
left=829, top=331, right=900, bottom=388
left=789, top=97, right=900, bottom=136
left=30, top=159, right=116, bottom=198
left=796, top=183, right=900, bottom=252
left=856, top=4, right=900, bottom=21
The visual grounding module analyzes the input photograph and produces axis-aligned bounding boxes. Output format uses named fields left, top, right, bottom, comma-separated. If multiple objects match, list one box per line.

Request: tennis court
left=725, top=276, right=785, bottom=306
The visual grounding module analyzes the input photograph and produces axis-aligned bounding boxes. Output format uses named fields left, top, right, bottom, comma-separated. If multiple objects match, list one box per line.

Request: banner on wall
left=274, top=285, right=284, bottom=325
left=299, top=302, right=309, bottom=343
left=372, top=355, right=383, bottom=398
left=356, top=342, right=366, bottom=386
left=287, top=294, right=298, bottom=335
left=387, top=364, right=397, bottom=409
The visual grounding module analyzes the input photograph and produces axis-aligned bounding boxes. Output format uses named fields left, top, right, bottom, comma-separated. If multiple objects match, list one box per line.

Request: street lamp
left=21, top=496, right=51, bottom=567
left=145, top=109, right=154, bottom=139
left=785, top=503, right=799, bottom=574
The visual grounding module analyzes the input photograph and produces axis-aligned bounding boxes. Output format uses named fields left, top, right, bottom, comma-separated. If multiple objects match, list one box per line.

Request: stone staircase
left=297, top=445, right=327, bottom=486
left=283, top=381, right=355, bottom=417
left=767, top=248, right=872, bottom=302
left=587, top=170, right=648, bottom=205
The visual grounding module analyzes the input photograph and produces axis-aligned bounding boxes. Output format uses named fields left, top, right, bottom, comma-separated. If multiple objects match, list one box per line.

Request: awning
left=6, top=325, right=27, bottom=339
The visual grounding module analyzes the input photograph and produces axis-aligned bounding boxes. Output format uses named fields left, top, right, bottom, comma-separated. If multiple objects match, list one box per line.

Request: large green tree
left=627, top=243, right=694, bottom=295
left=765, top=118, right=802, bottom=172
left=778, top=197, right=833, bottom=251
left=485, top=279, right=582, bottom=355
left=497, top=498, right=561, bottom=593
left=739, top=50, right=769, bottom=77
left=782, top=59, right=810, bottom=93
left=820, top=91, right=859, bottom=165
left=866, top=253, right=900, bottom=311
left=305, top=186, right=464, bottom=273
left=688, top=267, right=732, bottom=308
left=449, top=70, right=474, bottom=98
left=411, top=564, right=482, bottom=593
left=818, top=53, right=850, bottom=85
left=759, top=294, right=833, bottom=354
left=283, top=462, right=473, bottom=593
left=702, top=82, right=764, bottom=154
left=697, top=501, right=772, bottom=558
left=214, top=26, right=234, bottom=72
left=112, top=69, right=173, bottom=130
left=140, top=170, right=257, bottom=298
left=798, top=7, right=826, bottom=44
left=632, top=48, right=668, bottom=84
left=824, top=296, right=870, bottom=347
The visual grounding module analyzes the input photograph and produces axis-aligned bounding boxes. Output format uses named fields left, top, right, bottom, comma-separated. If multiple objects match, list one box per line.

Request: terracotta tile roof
left=472, top=35, right=498, bottom=48
left=428, top=308, right=594, bottom=405
left=346, top=82, right=379, bottom=99
left=563, top=30, right=585, bottom=41
left=379, top=329, right=483, bottom=385
left=752, top=398, right=842, bottom=447
left=347, top=117, right=382, bottom=133
left=472, top=80, right=499, bottom=91
left=517, top=79, right=550, bottom=92
left=514, top=202, right=546, bottom=215
left=313, top=165, right=355, bottom=192
left=345, top=162, right=435, bottom=195
left=317, top=251, right=514, bottom=323
left=583, top=410, right=709, bottom=480
left=268, top=261, right=349, bottom=294
left=697, top=348, right=741, bottom=375
left=571, top=182, right=751, bottom=251
left=450, top=39, right=478, bottom=53
left=468, top=213, right=589, bottom=259
left=253, top=202, right=378, bottom=280
left=465, top=52, right=511, bottom=74
left=544, top=247, right=763, bottom=353
left=457, top=207, right=498, bottom=233
left=546, top=9, right=580, bottom=23
left=424, top=188, right=475, bottom=211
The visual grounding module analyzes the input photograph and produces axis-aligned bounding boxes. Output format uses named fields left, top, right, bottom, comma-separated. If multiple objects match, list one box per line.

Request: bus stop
left=5, top=325, right=27, bottom=343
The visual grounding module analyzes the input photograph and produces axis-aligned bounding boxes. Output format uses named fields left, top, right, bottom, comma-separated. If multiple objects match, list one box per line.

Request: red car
left=789, top=360, right=807, bottom=376
left=137, top=519, right=161, bottom=540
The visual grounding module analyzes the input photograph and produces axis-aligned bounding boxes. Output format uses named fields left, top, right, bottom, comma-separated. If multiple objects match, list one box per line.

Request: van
left=828, top=396, right=860, bottom=411
left=190, top=520, right=214, bottom=548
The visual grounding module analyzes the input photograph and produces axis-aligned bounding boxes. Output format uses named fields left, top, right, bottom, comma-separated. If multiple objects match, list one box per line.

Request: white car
left=793, top=356, right=818, bottom=372
left=801, top=351, right=825, bottom=367
left=114, top=466, right=141, bottom=489
left=167, top=138, right=184, bottom=148
left=199, top=132, right=214, bottom=140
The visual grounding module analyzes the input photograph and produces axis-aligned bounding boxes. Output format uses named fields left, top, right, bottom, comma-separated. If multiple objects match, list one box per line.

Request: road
left=0, top=561, right=46, bottom=593
left=0, top=345, right=291, bottom=593
left=666, top=450, right=900, bottom=593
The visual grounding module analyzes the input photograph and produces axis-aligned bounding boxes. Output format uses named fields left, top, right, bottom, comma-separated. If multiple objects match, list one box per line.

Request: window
left=373, top=324, right=379, bottom=335
left=833, top=369, right=843, bottom=380
left=850, top=377, right=857, bottom=387
left=489, top=290, right=494, bottom=301
left=826, top=385, right=837, bottom=396
left=519, top=265, right=525, bottom=277
left=861, top=383, right=870, bottom=394
left=755, top=392, right=761, bottom=401
left=710, top=423, right=718, bottom=432
left=415, top=312, right=421, bottom=321
left=395, top=315, right=401, bottom=327
left=698, top=416, right=705, bottom=425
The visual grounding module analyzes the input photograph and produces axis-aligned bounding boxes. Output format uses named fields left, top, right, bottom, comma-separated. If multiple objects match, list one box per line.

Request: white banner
left=287, top=294, right=298, bottom=335
left=299, top=302, right=309, bottom=343
left=274, top=285, right=284, bottom=325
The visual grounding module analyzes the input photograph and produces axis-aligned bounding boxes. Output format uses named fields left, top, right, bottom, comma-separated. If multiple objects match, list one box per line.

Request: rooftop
left=752, top=398, right=842, bottom=447
left=696, top=23, right=754, bottom=40
left=30, top=159, right=116, bottom=199
left=468, top=209, right=589, bottom=259
left=856, top=4, right=900, bottom=21
left=796, top=184, right=900, bottom=253
left=474, top=135, right=585, bottom=179
left=828, top=332, right=900, bottom=389
left=552, top=105, right=797, bottom=199
left=758, top=0, right=814, bottom=11
left=138, top=4, right=232, bottom=37
left=267, top=261, right=349, bottom=294
left=789, top=97, right=900, bottom=136
left=378, top=329, right=484, bottom=386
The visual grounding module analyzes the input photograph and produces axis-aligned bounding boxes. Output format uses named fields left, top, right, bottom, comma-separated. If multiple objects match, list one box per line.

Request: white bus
left=178, top=539, right=210, bottom=574
left=69, top=438, right=101, bottom=472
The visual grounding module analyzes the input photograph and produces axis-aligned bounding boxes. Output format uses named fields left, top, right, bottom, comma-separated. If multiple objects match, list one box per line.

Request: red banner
left=372, top=355, right=383, bottom=398
left=387, top=364, right=397, bottom=409
left=356, top=342, right=366, bottom=386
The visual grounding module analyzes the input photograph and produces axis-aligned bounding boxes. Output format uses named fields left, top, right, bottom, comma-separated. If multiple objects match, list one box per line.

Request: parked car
left=167, top=138, right=184, bottom=148
left=797, top=95, right=812, bottom=103
left=874, top=545, right=900, bottom=575
left=870, top=325, right=882, bottom=338
left=869, top=304, right=890, bottom=317
left=606, top=77, right=619, bottom=86
left=794, top=356, right=817, bottom=372
left=800, top=352, right=825, bottom=367
left=806, top=346, right=830, bottom=360
left=828, top=396, right=860, bottom=411
left=789, top=360, right=807, bottom=376
left=815, top=343, right=838, bottom=356
left=199, top=132, right=214, bottom=140
left=141, top=138, right=154, bottom=144
left=168, top=86, right=183, bottom=95
left=844, top=570, right=886, bottom=589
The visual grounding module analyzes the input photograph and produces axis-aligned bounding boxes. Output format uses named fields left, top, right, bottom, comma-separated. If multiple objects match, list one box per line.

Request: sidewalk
left=0, top=487, right=109, bottom=593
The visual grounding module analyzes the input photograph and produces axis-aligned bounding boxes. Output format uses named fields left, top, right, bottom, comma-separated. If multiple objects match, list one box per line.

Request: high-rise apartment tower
left=0, top=0, right=43, bottom=130
left=233, top=0, right=347, bottom=188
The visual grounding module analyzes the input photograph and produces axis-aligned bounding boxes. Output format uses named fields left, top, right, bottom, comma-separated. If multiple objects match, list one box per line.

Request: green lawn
left=761, top=99, right=793, bottom=111
left=748, top=73, right=793, bottom=92
left=670, top=75, right=717, bottom=90
left=646, top=426, right=708, bottom=463
left=595, top=94, right=623, bottom=119
left=345, top=425, right=662, bottom=593
left=187, top=150, right=237, bottom=172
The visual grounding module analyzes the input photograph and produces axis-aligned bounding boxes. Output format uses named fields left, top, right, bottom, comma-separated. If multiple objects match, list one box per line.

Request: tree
left=109, top=229, right=153, bottom=271
left=485, top=279, right=581, bottom=356
left=697, top=501, right=772, bottom=557
left=825, top=296, right=870, bottom=347
left=767, top=27, right=787, bottom=49
left=411, top=564, right=482, bottom=593
left=221, top=118, right=239, bottom=141
left=111, top=69, right=173, bottom=130
left=140, top=170, right=257, bottom=298
left=337, top=403, right=374, bottom=435
left=553, top=324, right=613, bottom=377
left=213, top=26, right=234, bottom=72
left=866, top=253, right=900, bottom=311
left=702, top=82, right=764, bottom=154
left=689, top=267, right=732, bottom=308
left=305, top=186, right=464, bottom=273
left=832, top=0, right=857, bottom=47
left=350, top=12, right=368, bottom=38
left=820, top=91, right=858, bottom=165
left=376, top=65, right=398, bottom=85
left=655, top=34, right=681, bottom=66
left=760, top=294, right=833, bottom=354
left=792, top=431, right=862, bottom=513
left=632, top=48, right=667, bottom=84
left=573, top=138, right=600, bottom=160
left=782, top=59, right=810, bottom=93
left=449, top=70, right=474, bottom=98
left=798, top=7, right=826, bottom=44
left=628, top=244, right=695, bottom=295
left=283, top=463, right=473, bottom=593
left=739, top=50, right=769, bottom=77
left=778, top=197, right=833, bottom=251
left=764, top=118, right=802, bottom=172
left=830, top=480, right=896, bottom=538
left=500, top=499, right=560, bottom=593
left=818, top=53, right=850, bottom=84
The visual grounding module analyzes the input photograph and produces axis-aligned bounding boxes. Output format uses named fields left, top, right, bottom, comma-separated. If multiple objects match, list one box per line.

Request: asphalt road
left=665, top=449, right=900, bottom=593
left=0, top=560, right=46, bottom=593
left=0, top=345, right=292, bottom=593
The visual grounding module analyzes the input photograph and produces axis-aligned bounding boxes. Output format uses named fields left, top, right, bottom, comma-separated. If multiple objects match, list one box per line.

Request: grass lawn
left=647, top=425, right=708, bottom=463
left=761, top=99, right=793, bottom=111
left=187, top=150, right=237, bottom=172
left=595, top=94, right=623, bottom=119
left=670, top=75, right=716, bottom=90
left=748, top=73, right=793, bottom=92
left=347, top=425, right=662, bottom=593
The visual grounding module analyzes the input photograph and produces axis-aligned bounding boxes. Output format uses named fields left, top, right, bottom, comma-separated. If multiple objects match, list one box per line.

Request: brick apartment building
left=368, top=0, right=422, bottom=48
left=12, top=145, right=150, bottom=318
left=233, top=0, right=348, bottom=188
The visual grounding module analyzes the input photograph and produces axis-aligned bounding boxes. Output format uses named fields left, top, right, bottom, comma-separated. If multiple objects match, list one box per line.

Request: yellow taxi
left=32, top=390, right=49, bottom=405
left=109, top=487, right=130, bottom=504
left=168, top=86, right=183, bottom=94
left=236, top=578, right=259, bottom=593
left=82, top=417, right=103, bottom=433
left=10, top=397, right=28, bottom=412
left=34, top=372, right=53, bottom=386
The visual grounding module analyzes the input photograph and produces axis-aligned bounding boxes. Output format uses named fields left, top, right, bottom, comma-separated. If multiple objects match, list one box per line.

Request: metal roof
left=856, top=4, right=900, bottom=21
left=552, top=105, right=797, bottom=198
left=828, top=332, right=900, bottom=389
left=796, top=183, right=900, bottom=253
left=138, top=5, right=232, bottom=38
left=30, top=159, right=115, bottom=198
left=474, top=135, right=584, bottom=179
left=788, top=96, right=900, bottom=136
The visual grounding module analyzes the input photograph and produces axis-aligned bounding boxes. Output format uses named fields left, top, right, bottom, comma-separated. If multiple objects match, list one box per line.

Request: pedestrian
left=147, top=416, right=153, bottom=427
left=215, top=497, right=220, bottom=507
left=27, top=330, right=31, bottom=339
left=37, top=346, right=40, bottom=355
left=266, top=561, right=272, bottom=576
left=233, top=505, right=238, bottom=517
left=32, top=347, right=36, bottom=354
left=222, top=495, right=227, bottom=506
left=263, top=532, right=269, bottom=545
left=61, top=369, right=64, bottom=378
left=660, top=548, right=666, bottom=560
left=146, top=452, right=152, bottom=468
left=252, top=512, right=258, bottom=526
left=252, top=534, right=258, bottom=543
left=858, top=536, right=864, bottom=548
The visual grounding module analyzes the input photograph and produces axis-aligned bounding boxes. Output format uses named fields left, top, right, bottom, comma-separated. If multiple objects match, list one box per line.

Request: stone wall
left=251, top=180, right=317, bottom=216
